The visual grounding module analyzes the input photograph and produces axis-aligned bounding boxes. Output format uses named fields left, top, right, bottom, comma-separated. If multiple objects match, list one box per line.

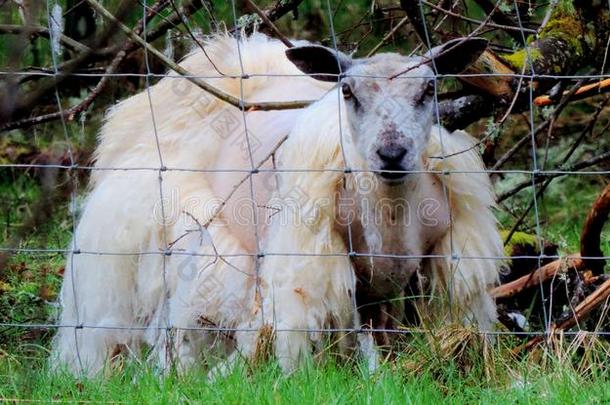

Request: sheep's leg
left=461, top=290, right=497, bottom=333
left=270, top=282, right=321, bottom=372
left=236, top=253, right=355, bottom=373
left=351, top=310, right=380, bottom=374
left=207, top=349, right=241, bottom=381
left=428, top=216, right=501, bottom=332
left=358, top=332, right=379, bottom=374
left=147, top=324, right=211, bottom=375
left=52, top=252, right=141, bottom=376
left=154, top=215, right=255, bottom=373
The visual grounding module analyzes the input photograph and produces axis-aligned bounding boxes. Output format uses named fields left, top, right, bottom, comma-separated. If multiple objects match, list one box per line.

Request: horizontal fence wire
left=1, top=164, right=610, bottom=175
left=1, top=249, right=610, bottom=261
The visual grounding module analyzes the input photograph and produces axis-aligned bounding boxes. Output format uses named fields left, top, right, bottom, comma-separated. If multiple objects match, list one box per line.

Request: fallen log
left=490, top=255, right=584, bottom=300
left=513, top=183, right=610, bottom=353
left=515, top=277, right=610, bottom=353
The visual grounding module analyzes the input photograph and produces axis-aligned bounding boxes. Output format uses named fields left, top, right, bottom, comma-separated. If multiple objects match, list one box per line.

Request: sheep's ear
left=285, top=45, right=352, bottom=82
left=425, top=37, right=488, bottom=74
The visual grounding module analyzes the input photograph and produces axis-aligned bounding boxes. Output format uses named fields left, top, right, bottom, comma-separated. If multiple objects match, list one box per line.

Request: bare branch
left=0, top=24, right=92, bottom=54
left=86, top=0, right=313, bottom=112
left=581, top=184, right=610, bottom=275
left=0, top=1, right=135, bottom=126
left=497, top=150, right=610, bottom=203
left=517, top=277, right=610, bottom=353
left=472, top=0, right=526, bottom=43
left=535, top=79, right=610, bottom=107
left=400, top=0, right=434, bottom=47
left=1, top=0, right=172, bottom=132
left=244, top=0, right=293, bottom=48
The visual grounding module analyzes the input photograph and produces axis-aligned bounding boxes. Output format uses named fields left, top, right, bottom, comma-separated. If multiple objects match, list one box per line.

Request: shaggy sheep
left=52, top=33, right=503, bottom=375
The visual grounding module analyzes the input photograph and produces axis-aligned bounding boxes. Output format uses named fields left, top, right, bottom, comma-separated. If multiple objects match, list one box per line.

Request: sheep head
left=286, top=38, right=487, bottom=183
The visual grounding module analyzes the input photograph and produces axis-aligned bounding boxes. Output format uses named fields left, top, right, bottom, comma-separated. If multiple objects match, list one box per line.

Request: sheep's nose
left=376, top=147, right=407, bottom=165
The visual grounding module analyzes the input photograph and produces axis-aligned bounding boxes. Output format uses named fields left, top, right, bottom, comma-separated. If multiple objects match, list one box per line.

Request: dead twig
left=166, top=0, right=225, bottom=76
left=366, top=15, right=410, bottom=57
left=202, top=135, right=289, bottom=229
left=497, top=150, right=610, bottom=202
left=497, top=99, right=608, bottom=203
left=0, top=2, right=133, bottom=127
left=534, top=79, right=610, bottom=107
left=512, top=183, right=610, bottom=354
left=145, top=0, right=208, bottom=43
left=492, top=77, right=589, bottom=172
left=400, top=0, right=435, bottom=47
left=472, top=0, right=526, bottom=44
left=421, top=0, right=536, bottom=34
left=265, top=0, right=303, bottom=22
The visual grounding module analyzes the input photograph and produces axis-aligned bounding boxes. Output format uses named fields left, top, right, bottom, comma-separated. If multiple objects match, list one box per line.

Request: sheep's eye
left=425, top=80, right=435, bottom=97
left=417, top=80, right=436, bottom=105
left=341, top=83, right=353, bottom=100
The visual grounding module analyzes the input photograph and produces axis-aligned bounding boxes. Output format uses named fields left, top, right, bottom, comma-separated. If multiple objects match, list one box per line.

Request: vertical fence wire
left=141, top=0, right=174, bottom=370
left=229, top=0, right=267, bottom=334
left=44, top=0, right=84, bottom=373
left=415, top=0, right=457, bottom=322
left=512, top=0, right=550, bottom=334
left=324, top=0, right=362, bottom=342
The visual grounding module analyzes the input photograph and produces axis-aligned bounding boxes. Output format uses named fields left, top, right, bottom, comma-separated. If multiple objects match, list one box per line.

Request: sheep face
left=339, top=58, right=435, bottom=182
left=286, top=37, right=488, bottom=183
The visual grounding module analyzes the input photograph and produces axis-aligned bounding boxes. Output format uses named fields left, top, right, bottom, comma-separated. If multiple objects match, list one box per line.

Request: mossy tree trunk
left=467, top=1, right=609, bottom=97
left=402, top=0, right=610, bottom=129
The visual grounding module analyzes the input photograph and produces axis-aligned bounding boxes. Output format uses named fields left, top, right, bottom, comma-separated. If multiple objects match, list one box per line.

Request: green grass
left=1, top=348, right=610, bottom=403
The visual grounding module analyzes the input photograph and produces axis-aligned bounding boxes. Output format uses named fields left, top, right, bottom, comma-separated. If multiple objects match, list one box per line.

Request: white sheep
left=51, top=33, right=503, bottom=375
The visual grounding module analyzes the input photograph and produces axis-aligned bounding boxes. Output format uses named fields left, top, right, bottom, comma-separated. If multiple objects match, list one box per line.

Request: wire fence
left=1, top=0, right=610, bottom=374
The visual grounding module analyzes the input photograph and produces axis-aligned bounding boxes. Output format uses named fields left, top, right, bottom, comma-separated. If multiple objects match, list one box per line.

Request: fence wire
left=1, top=0, right=610, bottom=373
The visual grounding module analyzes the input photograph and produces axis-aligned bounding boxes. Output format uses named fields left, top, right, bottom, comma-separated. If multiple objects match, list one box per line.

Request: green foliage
left=0, top=175, right=68, bottom=349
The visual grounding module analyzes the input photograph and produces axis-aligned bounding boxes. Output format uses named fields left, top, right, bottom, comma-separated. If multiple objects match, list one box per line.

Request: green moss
left=503, top=3, right=585, bottom=71
left=502, top=48, right=542, bottom=70
left=500, top=230, right=540, bottom=257
left=542, top=15, right=584, bottom=54
left=555, top=0, right=576, bottom=15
